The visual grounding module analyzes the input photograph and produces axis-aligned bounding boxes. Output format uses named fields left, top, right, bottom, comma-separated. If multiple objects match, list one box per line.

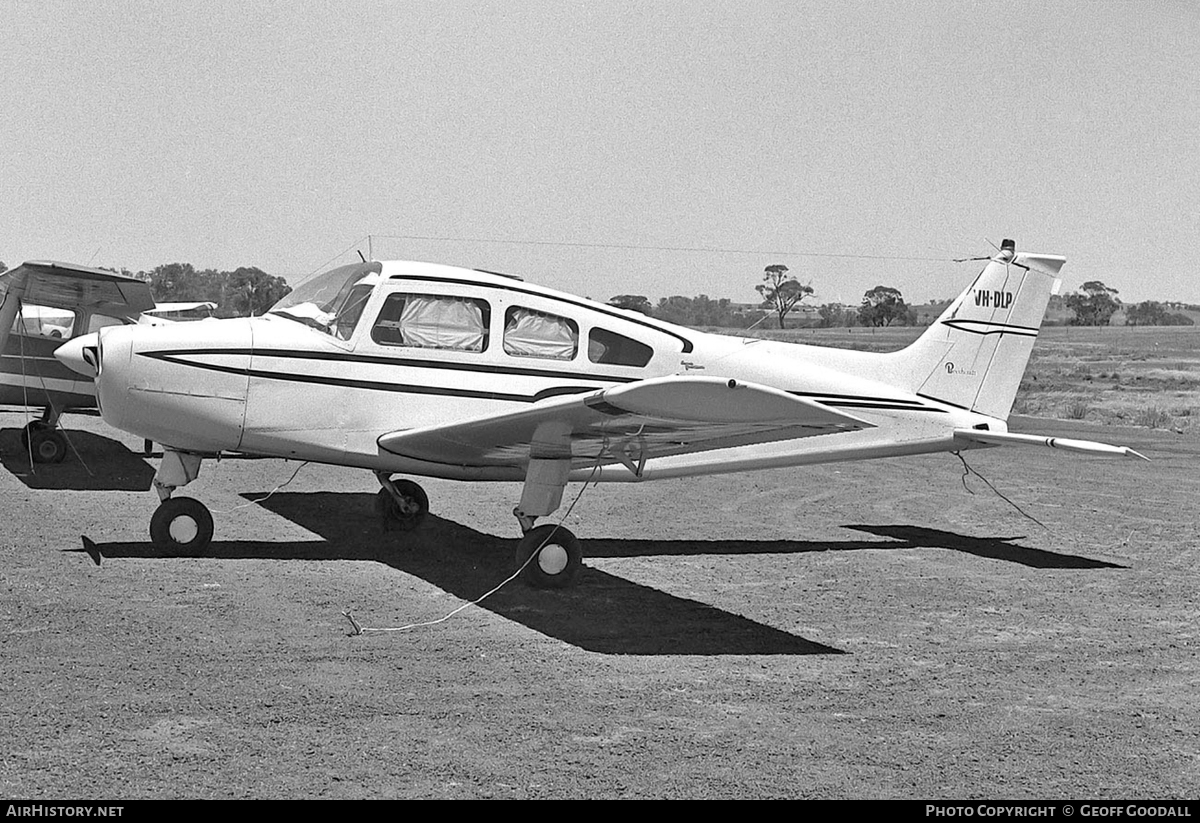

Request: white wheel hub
left=169, top=515, right=199, bottom=543
left=537, top=544, right=569, bottom=576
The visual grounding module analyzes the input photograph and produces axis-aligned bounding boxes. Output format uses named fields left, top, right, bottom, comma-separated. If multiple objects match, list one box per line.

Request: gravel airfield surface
left=1, top=411, right=1197, bottom=799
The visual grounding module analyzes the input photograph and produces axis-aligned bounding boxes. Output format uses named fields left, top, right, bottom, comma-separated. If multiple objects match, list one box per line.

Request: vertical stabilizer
left=897, top=240, right=1065, bottom=420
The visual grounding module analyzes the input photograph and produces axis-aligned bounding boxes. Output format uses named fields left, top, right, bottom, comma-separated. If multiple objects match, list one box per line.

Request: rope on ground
left=344, top=463, right=602, bottom=636
left=950, top=450, right=1137, bottom=554
left=209, top=461, right=310, bottom=514
left=951, top=450, right=1047, bottom=530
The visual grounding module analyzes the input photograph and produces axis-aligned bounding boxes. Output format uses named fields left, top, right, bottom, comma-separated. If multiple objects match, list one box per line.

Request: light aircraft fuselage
left=56, top=244, right=1145, bottom=587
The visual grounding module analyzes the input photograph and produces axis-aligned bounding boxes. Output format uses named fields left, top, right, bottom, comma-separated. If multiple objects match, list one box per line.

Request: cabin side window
left=588, top=327, right=654, bottom=367
left=12, top=304, right=76, bottom=339
left=87, top=314, right=128, bottom=334
left=503, top=306, right=578, bottom=361
left=370, top=293, right=491, bottom=352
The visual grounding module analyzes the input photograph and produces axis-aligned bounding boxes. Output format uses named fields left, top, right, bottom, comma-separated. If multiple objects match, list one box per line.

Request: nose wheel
left=515, top=524, right=582, bottom=589
left=149, top=496, right=214, bottom=556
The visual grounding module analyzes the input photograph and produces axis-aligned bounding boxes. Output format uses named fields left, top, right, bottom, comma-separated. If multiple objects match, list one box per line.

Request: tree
left=817, top=303, right=857, bottom=328
left=0, top=261, right=7, bottom=275
left=756, top=264, right=813, bottom=329
left=141, top=262, right=290, bottom=316
left=1066, top=281, right=1120, bottom=326
left=858, top=285, right=910, bottom=327
left=607, top=295, right=653, bottom=315
left=223, top=267, right=291, bottom=316
left=1125, top=300, right=1194, bottom=326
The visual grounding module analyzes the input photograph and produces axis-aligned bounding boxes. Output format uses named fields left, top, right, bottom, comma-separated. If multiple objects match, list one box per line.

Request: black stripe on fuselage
left=143, top=347, right=642, bottom=385
left=137, top=349, right=945, bottom=415
left=940, top=319, right=1039, bottom=337
left=788, top=390, right=946, bottom=413
left=915, top=392, right=974, bottom=412
left=138, top=351, right=601, bottom=404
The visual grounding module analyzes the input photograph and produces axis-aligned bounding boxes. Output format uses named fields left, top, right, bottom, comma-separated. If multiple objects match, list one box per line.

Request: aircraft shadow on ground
left=76, top=491, right=839, bottom=655
left=585, top=524, right=1126, bottom=570
left=0, top=427, right=155, bottom=491
left=75, top=492, right=1124, bottom=655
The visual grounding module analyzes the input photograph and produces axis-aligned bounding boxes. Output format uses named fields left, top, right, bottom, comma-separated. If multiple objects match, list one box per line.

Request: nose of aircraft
left=54, top=332, right=101, bottom=378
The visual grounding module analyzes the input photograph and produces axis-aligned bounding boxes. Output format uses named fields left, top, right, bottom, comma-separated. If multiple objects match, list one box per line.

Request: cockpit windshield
left=268, top=261, right=382, bottom=339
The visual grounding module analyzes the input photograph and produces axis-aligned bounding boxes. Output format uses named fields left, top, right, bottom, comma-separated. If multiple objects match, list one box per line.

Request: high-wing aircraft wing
left=0, top=260, right=156, bottom=353
left=378, top=375, right=874, bottom=474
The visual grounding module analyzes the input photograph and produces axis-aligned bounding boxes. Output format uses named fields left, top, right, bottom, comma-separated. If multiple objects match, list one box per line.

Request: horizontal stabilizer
left=379, top=375, right=873, bottom=471
left=954, top=428, right=1149, bottom=460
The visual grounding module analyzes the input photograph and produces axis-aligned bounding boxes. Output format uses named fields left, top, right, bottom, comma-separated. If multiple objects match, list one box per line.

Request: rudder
left=899, top=240, right=1064, bottom=420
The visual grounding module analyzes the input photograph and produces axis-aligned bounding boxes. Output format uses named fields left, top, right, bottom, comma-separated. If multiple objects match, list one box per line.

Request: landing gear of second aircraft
left=21, top=420, right=68, bottom=464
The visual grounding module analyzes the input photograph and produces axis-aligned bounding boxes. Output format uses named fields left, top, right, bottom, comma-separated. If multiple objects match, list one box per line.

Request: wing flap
left=379, top=375, right=873, bottom=470
left=954, top=428, right=1149, bottom=460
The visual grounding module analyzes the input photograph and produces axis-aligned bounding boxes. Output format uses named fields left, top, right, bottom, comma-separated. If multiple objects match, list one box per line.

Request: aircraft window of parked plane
left=331, top=285, right=374, bottom=341
left=12, top=303, right=75, bottom=339
left=371, top=293, right=491, bottom=352
left=503, top=306, right=578, bottom=361
left=587, top=327, right=654, bottom=367
left=269, top=260, right=383, bottom=336
left=87, top=314, right=129, bottom=334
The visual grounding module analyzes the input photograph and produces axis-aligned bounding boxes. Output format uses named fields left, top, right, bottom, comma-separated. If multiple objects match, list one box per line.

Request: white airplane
left=0, top=261, right=155, bottom=462
left=141, top=301, right=218, bottom=322
left=56, top=239, right=1145, bottom=587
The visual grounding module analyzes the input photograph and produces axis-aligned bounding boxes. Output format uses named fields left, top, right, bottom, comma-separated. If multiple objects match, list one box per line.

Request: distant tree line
left=104, top=263, right=292, bottom=317
left=609, top=294, right=766, bottom=328
left=4, top=256, right=1194, bottom=328
left=609, top=265, right=921, bottom=329
left=1065, top=280, right=1193, bottom=327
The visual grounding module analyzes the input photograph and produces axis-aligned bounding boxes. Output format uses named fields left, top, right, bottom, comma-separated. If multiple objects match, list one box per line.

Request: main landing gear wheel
left=376, top=479, right=429, bottom=532
left=21, top=422, right=67, bottom=464
left=515, top=524, right=582, bottom=589
left=149, top=496, right=214, bottom=556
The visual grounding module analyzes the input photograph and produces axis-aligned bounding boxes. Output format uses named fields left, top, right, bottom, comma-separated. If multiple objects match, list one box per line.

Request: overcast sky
left=2, top=1, right=1196, bottom=305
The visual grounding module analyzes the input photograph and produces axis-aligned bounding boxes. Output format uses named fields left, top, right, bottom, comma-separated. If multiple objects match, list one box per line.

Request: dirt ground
left=1, top=409, right=1197, bottom=799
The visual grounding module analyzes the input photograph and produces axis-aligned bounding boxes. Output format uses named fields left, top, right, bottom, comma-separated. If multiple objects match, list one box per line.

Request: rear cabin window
left=588, top=327, right=654, bottom=367
left=371, top=293, right=490, bottom=352
left=503, top=307, right=578, bottom=361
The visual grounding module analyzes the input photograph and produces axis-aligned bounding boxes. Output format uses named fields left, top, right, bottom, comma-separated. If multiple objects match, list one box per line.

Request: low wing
left=954, top=428, right=1149, bottom=460
left=0, top=261, right=156, bottom=353
left=379, top=375, right=874, bottom=473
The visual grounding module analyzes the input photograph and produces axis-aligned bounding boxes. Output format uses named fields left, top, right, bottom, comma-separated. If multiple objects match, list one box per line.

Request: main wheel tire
left=515, top=524, right=582, bottom=589
left=20, top=421, right=50, bottom=451
left=375, top=479, right=429, bottom=532
left=149, top=497, right=214, bottom=556
left=29, top=428, right=68, bottom=463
